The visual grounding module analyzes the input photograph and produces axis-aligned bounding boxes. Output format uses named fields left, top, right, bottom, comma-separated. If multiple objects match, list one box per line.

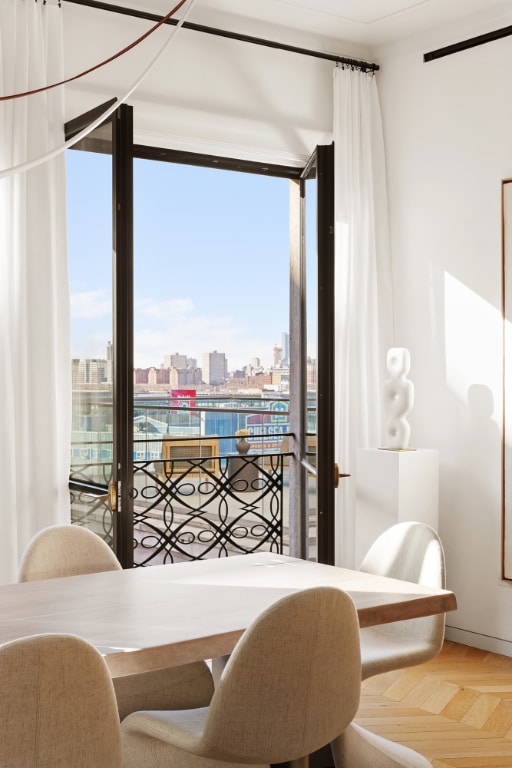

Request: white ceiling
left=94, top=0, right=512, bottom=53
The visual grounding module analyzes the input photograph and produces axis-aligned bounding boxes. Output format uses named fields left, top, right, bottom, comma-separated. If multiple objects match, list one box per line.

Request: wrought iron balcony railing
left=69, top=393, right=318, bottom=565
left=70, top=434, right=291, bottom=565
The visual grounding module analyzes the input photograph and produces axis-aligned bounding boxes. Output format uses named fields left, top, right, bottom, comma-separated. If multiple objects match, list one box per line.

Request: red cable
left=0, top=0, right=188, bottom=102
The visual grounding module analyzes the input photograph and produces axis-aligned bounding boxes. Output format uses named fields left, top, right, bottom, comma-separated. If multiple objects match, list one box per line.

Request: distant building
left=273, top=345, right=283, bottom=368
left=73, top=358, right=107, bottom=386
left=72, top=359, right=80, bottom=388
left=163, top=353, right=188, bottom=369
left=272, top=368, right=289, bottom=387
left=133, top=366, right=202, bottom=389
left=247, top=357, right=264, bottom=376
left=148, top=367, right=170, bottom=386
left=306, top=360, right=317, bottom=390
left=134, top=368, right=149, bottom=384
left=245, top=373, right=273, bottom=389
left=281, top=332, right=289, bottom=366
left=156, top=368, right=170, bottom=384
left=106, top=341, right=112, bottom=384
left=202, top=351, right=227, bottom=385
left=169, top=367, right=202, bottom=387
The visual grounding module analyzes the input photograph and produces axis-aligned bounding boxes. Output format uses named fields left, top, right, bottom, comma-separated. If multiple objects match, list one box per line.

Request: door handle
left=334, top=463, right=351, bottom=489
left=108, top=480, right=117, bottom=512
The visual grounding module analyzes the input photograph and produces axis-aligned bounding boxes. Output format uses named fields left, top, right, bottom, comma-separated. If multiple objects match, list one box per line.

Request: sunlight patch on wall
left=444, top=270, right=502, bottom=423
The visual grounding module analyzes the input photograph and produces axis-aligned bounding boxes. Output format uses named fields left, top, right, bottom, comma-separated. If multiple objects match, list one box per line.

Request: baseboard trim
left=445, top=624, right=512, bottom=656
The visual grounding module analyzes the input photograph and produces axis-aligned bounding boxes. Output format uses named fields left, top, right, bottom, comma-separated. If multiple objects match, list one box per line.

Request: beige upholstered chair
left=17, top=524, right=215, bottom=720
left=331, top=722, right=431, bottom=768
left=0, top=633, right=122, bottom=767
left=358, top=521, right=446, bottom=681
left=17, top=523, right=121, bottom=581
left=122, top=586, right=362, bottom=768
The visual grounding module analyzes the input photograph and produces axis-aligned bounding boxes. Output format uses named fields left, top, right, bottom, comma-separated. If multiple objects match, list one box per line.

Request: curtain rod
left=63, top=0, right=380, bottom=72
left=424, top=24, right=512, bottom=62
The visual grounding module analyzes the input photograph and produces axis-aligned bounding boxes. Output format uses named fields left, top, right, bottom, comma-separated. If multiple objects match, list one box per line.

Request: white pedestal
left=355, top=448, right=439, bottom=566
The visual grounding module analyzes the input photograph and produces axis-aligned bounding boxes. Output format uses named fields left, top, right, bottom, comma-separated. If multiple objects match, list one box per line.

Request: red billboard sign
left=170, top=389, right=196, bottom=413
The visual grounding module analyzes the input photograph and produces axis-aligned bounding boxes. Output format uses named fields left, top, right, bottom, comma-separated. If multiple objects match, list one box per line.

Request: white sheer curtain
left=0, top=0, right=70, bottom=583
left=333, top=65, right=393, bottom=568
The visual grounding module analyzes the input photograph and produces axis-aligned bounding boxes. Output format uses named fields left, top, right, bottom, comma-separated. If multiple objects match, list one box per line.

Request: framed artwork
left=502, top=179, right=512, bottom=579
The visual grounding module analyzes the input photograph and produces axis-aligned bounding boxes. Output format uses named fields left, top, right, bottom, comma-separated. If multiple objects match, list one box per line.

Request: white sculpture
left=383, top=348, right=414, bottom=450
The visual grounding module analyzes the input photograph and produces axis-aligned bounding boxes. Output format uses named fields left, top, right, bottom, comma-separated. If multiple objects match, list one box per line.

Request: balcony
left=70, top=395, right=317, bottom=565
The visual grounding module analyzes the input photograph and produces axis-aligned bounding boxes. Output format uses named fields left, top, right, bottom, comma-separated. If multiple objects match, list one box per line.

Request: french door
left=67, top=103, right=134, bottom=567
left=298, top=144, right=336, bottom=564
left=67, top=102, right=336, bottom=566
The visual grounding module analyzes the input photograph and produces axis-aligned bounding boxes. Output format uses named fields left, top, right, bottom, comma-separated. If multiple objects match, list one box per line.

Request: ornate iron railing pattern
left=69, top=465, right=114, bottom=546
left=133, top=453, right=284, bottom=564
left=69, top=452, right=286, bottom=565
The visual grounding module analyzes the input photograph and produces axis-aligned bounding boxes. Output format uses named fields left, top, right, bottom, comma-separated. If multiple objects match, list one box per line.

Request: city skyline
left=73, top=334, right=291, bottom=380
left=71, top=331, right=323, bottom=393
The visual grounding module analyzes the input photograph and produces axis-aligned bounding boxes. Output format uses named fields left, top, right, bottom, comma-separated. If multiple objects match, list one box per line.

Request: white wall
left=62, top=2, right=512, bottom=653
left=376, top=26, right=512, bottom=653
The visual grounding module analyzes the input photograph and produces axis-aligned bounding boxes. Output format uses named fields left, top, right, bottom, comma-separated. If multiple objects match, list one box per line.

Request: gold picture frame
left=502, top=179, right=512, bottom=579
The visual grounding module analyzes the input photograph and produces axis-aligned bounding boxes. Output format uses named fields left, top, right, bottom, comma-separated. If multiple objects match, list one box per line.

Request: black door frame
left=315, top=143, right=335, bottom=565
left=300, top=143, right=335, bottom=565
left=66, top=105, right=336, bottom=567
left=65, top=101, right=134, bottom=567
left=112, top=105, right=135, bottom=568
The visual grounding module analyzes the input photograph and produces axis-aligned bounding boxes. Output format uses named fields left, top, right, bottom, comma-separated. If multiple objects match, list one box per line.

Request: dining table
left=0, top=552, right=457, bottom=678
left=0, top=551, right=456, bottom=768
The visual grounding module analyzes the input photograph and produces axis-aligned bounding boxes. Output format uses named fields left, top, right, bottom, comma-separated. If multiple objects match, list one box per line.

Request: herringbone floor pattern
left=356, top=640, right=512, bottom=767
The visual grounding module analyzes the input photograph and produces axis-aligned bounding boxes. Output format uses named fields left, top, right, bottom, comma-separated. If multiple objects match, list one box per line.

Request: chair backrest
left=17, top=524, right=121, bottom=582
left=359, top=521, right=446, bottom=648
left=359, top=521, right=445, bottom=589
left=202, top=586, right=361, bottom=765
left=0, top=633, right=122, bottom=767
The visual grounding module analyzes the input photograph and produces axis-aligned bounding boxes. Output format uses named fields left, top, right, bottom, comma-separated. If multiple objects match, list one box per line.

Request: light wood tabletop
left=0, top=553, right=456, bottom=677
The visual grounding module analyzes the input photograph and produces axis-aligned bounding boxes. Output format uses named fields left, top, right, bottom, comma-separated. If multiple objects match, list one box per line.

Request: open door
left=298, top=143, right=337, bottom=564
left=66, top=102, right=134, bottom=567
left=67, top=106, right=336, bottom=567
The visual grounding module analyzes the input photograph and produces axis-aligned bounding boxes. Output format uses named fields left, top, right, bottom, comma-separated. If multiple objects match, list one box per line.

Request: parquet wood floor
left=356, top=640, right=512, bottom=767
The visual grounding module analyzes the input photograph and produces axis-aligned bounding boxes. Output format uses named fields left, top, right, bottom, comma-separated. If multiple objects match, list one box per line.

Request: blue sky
left=67, top=149, right=315, bottom=371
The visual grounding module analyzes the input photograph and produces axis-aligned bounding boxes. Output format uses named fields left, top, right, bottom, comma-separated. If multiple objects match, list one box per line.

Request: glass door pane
left=131, top=158, right=291, bottom=564
left=67, top=104, right=134, bottom=567
left=68, top=120, right=114, bottom=543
